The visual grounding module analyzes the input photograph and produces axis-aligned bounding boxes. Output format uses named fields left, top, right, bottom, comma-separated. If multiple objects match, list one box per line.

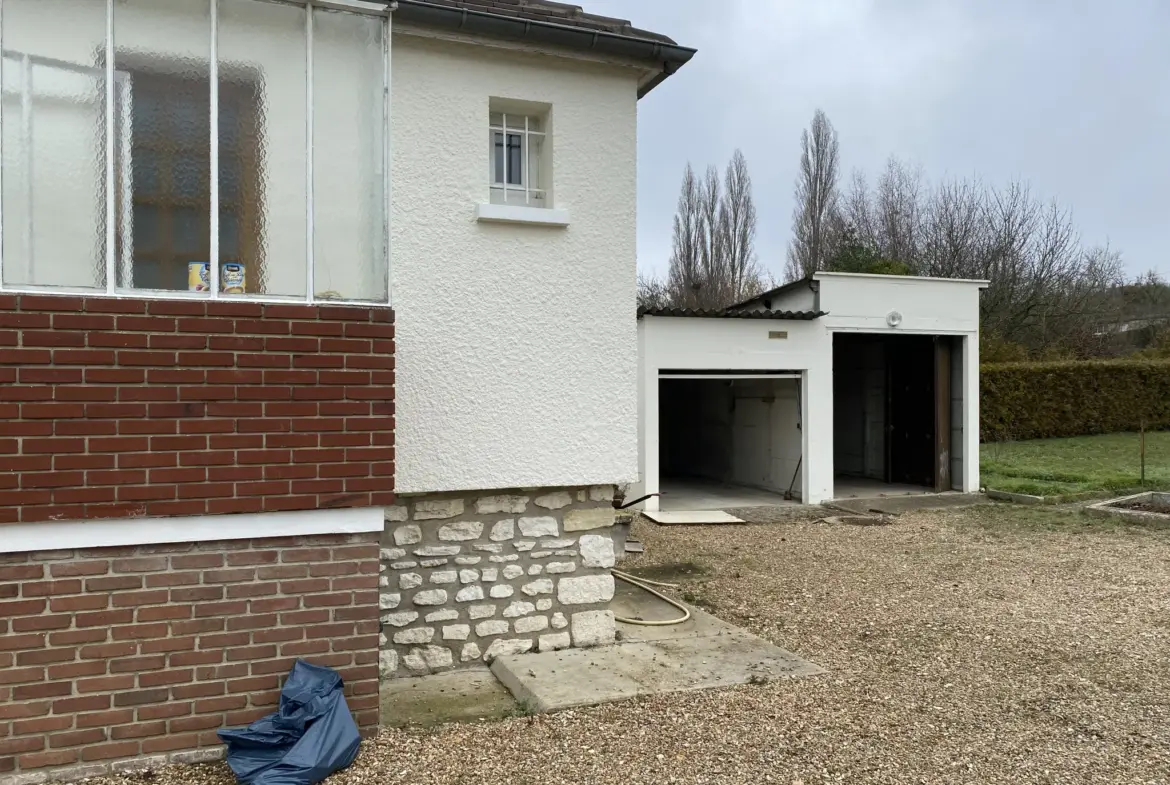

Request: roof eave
left=392, top=0, right=695, bottom=97
left=636, top=308, right=827, bottom=321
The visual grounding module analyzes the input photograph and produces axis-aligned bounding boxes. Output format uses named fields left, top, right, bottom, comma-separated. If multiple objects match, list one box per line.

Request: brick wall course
left=0, top=534, right=380, bottom=778
left=0, top=295, right=394, bottom=524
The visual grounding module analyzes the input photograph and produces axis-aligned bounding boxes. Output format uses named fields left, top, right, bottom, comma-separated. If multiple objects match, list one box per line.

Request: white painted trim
left=104, top=0, right=115, bottom=294
left=0, top=284, right=392, bottom=308
left=305, top=2, right=315, bottom=305
left=0, top=507, right=384, bottom=554
left=382, top=11, right=392, bottom=305
left=828, top=326, right=977, bottom=336
left=272, top=0, right=393, bottom=17
left=475, top=203, right=569, bottom=227
left=0, top=0, right=6, bottom=288
left=209, top=0, right=220, bottom=299
left=814, top=271, right=991, bottom=286
left=658, top=374, right=801, bottom=380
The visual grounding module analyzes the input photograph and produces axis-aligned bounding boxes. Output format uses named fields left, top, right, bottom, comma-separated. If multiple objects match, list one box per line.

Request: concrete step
left=490, top=603, right=824, bottom=713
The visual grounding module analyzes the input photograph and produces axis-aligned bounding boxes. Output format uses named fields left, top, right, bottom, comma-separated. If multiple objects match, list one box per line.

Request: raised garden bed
left=986, top=488, right=1130, bottom=505
left=1084, top=491, right=1170, bottom=525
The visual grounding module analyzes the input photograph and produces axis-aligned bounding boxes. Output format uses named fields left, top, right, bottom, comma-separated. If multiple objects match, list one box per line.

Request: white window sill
left=476, top=203, right=570, bottom=227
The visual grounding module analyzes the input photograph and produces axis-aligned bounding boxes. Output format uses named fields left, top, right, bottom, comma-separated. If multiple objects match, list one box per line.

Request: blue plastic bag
left=218, top=660, right=361, bottom=785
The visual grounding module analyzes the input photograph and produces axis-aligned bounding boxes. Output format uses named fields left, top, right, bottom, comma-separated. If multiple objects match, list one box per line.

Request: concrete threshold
left=489, top=586, right=824, bottom=713
left=642, top=510, right=744, bottom=525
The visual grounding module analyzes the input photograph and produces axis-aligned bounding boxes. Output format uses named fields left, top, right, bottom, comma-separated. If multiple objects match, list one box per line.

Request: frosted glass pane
left=2, top=0, right=108, bottom=289
left=115, top=0, right=211, bottom=291
left=312, top=8, right=386, bottom=303
left=219, top=0, right=307, bottom=298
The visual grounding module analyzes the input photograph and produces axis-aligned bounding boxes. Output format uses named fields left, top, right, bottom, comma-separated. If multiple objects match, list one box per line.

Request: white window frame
left=489, top=111, right=545, bottom=207
left=0, top=0, right=393, bottom=306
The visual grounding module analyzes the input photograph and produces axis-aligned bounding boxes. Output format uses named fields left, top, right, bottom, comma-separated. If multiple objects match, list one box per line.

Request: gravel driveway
left=98, top=504, right=1170, bottom=785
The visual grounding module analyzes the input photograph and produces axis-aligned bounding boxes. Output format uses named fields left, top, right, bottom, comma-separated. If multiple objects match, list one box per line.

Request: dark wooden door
left=934, top=338, right=952, bottom=491
left=887, top=336, right=935, bottom=486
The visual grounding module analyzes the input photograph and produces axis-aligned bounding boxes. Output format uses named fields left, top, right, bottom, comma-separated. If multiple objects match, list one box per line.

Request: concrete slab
left=658, top=478, right=798, bottom=511
left=828, top=492, right=985, bottom=516
left=831, top=477, right=932, bottom=499
left=490, top=577, right=824, bottom=712
left=380, top=668, right=516, bottom=728
left=643, top=510, right=744, bottom=525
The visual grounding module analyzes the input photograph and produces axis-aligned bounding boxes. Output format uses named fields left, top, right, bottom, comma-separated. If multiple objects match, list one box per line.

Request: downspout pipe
left=391, top=0, right=696, bottom=97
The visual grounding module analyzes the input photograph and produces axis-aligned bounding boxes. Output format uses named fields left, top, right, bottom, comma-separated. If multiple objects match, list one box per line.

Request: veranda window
left=0, top=0, right=390, bottom=304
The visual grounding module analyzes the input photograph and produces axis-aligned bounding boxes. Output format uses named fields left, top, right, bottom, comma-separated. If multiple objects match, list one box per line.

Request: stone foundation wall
left=379, top=486, right=617, bottom=676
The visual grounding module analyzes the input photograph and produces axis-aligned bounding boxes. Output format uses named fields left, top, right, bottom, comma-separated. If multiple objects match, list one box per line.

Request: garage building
left=635, top=272, right=987, bottom=509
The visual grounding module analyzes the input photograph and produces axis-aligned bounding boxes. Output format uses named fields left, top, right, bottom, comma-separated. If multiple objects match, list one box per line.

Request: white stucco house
left=382, top=0, right=694, bottom=672
left=635, top=272, right=989, bottom=510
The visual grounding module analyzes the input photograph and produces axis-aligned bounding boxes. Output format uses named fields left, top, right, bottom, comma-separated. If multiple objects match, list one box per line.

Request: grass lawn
left=982, top=430, right=1170, bottom=496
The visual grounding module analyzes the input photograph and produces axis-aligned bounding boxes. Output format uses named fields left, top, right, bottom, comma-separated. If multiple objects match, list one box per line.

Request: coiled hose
left=611, top=569, right=691, bottom=626
left=610, top=492, right=690, bottom=626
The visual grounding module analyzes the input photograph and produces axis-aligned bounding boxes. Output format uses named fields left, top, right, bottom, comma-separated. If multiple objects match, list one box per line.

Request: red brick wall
left=0, top=293, right=394, bottom=524
left=0, top=534, right=380, bottom=776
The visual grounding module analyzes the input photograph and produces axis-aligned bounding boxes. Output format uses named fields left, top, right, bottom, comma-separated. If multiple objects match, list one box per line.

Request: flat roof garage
left=634, top=272, right=988, bottom=510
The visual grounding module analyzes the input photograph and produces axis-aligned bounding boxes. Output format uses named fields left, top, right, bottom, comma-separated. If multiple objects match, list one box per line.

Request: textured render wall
left=0, top=293, right=394, bottom=523
left=0, top=534, right=379, bottom=781
left=391, top=33, right=640, bottom=493
left=379, top=486, right=617, bottom=675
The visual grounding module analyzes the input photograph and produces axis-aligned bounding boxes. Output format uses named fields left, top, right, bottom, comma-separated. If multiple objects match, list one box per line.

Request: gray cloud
left=587, top=0, right=1170, bottom=279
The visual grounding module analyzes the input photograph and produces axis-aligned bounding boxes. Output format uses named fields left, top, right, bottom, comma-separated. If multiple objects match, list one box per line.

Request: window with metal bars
left=488, top=109, right=546, bottom=207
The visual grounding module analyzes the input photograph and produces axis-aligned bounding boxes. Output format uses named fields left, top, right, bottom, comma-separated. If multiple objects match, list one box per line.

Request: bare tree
left=786, top=109, right=840, bottom=281
left=874, top=157, right=924, bottom=267
left=636, top=272, right=669, bottom=310
left=718, top=149, right=762, bottom=303
left=649, top=152, right=768, bottom=310
left=665, top=164, right=704, bottom=308
left=838, top=167, right=1124, bottom=356
left=697, top=165, right=725, bottom=305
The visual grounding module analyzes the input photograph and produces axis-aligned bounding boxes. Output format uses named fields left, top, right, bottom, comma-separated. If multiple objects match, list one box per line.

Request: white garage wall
left=726, top=378, right=801, bottom=495
left=637, top=316, right=833, bottom=506
left=660, top=378, right=801, bottom=496
left=817, top=273, right=983, bottom=333
left=391, top=32, right=640, bottom=494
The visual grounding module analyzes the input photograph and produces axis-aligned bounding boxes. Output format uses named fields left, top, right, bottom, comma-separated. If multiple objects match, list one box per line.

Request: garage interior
left=657, top=374, right=803, bottom=510
left=832, top=333, right=964, bottom=496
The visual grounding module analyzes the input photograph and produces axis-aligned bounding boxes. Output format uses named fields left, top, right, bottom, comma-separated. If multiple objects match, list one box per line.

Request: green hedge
left=981, top=360, right=1170, bottom=442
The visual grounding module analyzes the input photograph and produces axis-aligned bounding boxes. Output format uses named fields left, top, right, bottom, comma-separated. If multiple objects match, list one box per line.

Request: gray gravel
left=95, top=504, right=1170, bottom=784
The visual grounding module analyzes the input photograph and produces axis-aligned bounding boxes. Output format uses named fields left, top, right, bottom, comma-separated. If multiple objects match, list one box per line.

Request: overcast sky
left=585, top=0, right=1170, bottom=281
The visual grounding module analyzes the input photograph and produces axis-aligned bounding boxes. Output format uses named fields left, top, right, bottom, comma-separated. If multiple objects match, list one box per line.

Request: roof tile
left=411, top=0, right=678, bottom=44
left=637, top=307, right=826, bottom=321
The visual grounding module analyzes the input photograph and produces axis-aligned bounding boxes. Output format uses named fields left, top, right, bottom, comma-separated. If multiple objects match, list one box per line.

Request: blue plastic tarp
left=218, top=660, right=361, bottom=785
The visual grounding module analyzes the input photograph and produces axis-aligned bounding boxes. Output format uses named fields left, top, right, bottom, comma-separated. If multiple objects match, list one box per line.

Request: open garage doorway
left=832, top=333, right=963, bottom=498
left=657, top=375, right=804, bottom=510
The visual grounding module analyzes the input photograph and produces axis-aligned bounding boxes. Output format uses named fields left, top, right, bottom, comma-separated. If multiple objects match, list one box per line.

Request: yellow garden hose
left=611, top=569, right=692, bottom=626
